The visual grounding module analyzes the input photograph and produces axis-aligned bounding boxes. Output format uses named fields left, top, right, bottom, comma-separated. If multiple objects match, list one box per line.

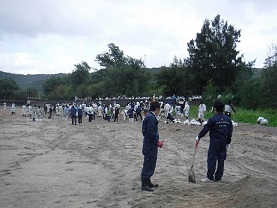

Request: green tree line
left=1, top=15, right=276, bottom=109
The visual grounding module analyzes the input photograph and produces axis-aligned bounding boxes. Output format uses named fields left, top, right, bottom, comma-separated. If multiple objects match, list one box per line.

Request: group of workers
left=141, top=100, right=235, bottom=191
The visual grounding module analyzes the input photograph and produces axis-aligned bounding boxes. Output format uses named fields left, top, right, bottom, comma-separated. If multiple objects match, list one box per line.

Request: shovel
left=188, top=140, right=200, bottom=183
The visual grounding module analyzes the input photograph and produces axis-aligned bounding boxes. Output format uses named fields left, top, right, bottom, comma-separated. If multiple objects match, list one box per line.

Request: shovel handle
left=195, top=140, right=200, bottom=148
left=191, top=140, right=200, bottom=167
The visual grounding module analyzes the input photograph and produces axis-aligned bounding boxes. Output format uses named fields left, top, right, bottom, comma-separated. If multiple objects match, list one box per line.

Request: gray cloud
left=0, top=0, right=115, bottom=37
left=0, top=0, right=276, bottom=74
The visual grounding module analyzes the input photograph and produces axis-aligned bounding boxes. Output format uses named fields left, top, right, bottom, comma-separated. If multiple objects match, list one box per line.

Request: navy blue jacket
left=198, top=113, right=233, bottom=147
left=142, top=112, right=159, bottom=154
left=69, top=106, right=77, bottom=118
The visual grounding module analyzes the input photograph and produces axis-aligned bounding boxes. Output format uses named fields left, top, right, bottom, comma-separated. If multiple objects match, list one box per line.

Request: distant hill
left=0, top=67, right=161, bottom=93
left=0, top=71, right=69, bottom=93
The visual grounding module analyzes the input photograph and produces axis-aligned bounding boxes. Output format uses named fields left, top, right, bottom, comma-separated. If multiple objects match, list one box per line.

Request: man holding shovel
left=141, top=101, right=163, bottom=192
left=195, top=101, right=233, bottom=182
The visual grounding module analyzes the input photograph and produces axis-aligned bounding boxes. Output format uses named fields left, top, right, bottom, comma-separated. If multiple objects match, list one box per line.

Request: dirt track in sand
left=0, top=109, right=276, bottom=208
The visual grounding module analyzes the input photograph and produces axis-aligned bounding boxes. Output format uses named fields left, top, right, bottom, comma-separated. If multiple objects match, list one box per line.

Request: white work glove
left=156, top=115, right=161, bottom=121
left=195, top=136, right=199, bottom=142
left=226, top=144, right=231, bottom=150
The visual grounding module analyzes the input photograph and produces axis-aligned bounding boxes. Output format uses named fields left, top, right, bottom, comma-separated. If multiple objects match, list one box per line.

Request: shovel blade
left=188, top=169, right=196, bottom=183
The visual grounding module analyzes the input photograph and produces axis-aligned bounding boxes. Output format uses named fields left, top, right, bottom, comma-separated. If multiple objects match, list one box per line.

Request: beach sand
left=0, top=109, right=276, bottom=208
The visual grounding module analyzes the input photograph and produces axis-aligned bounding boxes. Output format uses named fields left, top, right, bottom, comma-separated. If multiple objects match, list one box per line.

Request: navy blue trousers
left=71, top=116, right=76, bottom=125
left=207, top=145, right=227, bottom=181
left=141, top=148, right=158, bottom=179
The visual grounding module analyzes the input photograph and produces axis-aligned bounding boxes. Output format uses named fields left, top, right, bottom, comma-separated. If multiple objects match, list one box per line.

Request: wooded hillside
left=0, top=71, right=69, bottom=92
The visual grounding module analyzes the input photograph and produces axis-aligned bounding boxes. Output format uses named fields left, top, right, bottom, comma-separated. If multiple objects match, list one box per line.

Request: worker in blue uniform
left=195, top=101, right=233, bottom=182
left=141, top=101, right=163, bottom=191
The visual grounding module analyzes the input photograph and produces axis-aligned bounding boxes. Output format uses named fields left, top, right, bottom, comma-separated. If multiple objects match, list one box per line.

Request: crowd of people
left=8, top=98, right=237, bottom=126
left=9, top=99, right=154, bottom=125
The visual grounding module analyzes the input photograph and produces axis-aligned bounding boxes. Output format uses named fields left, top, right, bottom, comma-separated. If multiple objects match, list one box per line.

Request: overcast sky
left=0, top=0, right=276, bottom=75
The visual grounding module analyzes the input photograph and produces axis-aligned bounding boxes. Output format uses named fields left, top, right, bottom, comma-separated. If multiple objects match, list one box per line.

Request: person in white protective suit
left=198, top=101, right=206, bottom=125
left=36, top=106, right=43, bottom=122
left=22, top=104, right=27, bottom=117
left=11, top=103, right=16, bottom=115
left=163, top=102, right=171, bottom=117
left=28, top=105, right=33, bottom=118
left=63, top=105, right=69, bottom=120
left=184, top=102, right=190, bottom=121
left=32, top=105, right=37, bottom=121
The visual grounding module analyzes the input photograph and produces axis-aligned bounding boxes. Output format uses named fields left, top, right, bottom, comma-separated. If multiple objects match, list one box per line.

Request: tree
left=237, top=78, right=263, bottom=109
left=95, top=43, right=125, bottom=68
left=26, top=87, right=38, bottom=98
left=103, top=64, right=150, bottom=97
left=89, top=69, right=107, bottom=83
left=261, top=43, right=277, bottom=108
left=0, top=78, right=21, bottom=99
left=70, top=61, right=90, bottom=86
left=94, top=43, right=149, bottom=97
left=43, top=76, right=67, bottom=97
left=156, top=56, right=191, bottom=96
left=264, top=43, right=277, bottom=68
left=86, top=81, right=107, bottom=99
left=202, top=80, right=218, bottom=107
left=185, top=15, right=253, bottom=94
left=125, top=55, right=145, bottom=69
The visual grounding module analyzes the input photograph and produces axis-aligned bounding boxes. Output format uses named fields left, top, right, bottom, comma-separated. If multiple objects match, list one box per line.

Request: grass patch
left=188, top=105, right=277, bottom=127
left=234, top=107, right=277, bottom=127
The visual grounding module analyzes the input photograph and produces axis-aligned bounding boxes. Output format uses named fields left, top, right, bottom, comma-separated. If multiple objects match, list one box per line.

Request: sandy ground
left=0, top=108, right=276, bottom=208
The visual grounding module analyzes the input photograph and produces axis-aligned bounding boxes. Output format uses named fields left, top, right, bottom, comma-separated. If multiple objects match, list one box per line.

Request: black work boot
left=148, top=178, right=159, bottom=188
left=141, top=178, right=154, bottom=192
